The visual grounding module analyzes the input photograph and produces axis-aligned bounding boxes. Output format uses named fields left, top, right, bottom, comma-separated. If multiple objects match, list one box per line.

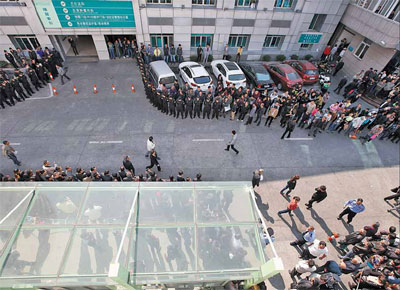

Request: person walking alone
left=146, top=136, right=156, bottom=158
left=280, top=175, right=300, bottom=196
left=337, top=198, right=365, bottom=224
left=334, top=76, right=347, bottom=94
left=305, top=185, right=327, bottom=209
left=56, top=65, right=71, bottom=85
left=68, top=37, right=79, bottom=56
left=225, top=130, right=239, bottom=154
left=252, top=169, right=264, bottom=188
left=2, top=140, right=21, bottom=166
left=278, top=196, right=300, bottom=217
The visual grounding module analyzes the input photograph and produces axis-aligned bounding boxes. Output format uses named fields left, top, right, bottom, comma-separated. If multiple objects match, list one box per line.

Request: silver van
left=148, top=60, right=177, bottom=89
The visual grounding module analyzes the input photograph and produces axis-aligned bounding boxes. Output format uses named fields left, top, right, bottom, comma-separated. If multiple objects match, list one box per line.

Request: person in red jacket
left=321, top=45, right=331, bottom=61
left=278, top=196, right=300, bottom=216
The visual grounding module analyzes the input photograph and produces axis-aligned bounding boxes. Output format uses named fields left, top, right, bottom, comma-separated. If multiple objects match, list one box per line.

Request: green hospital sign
left=298, top=33, right=323, bottom=44
left=34, top=0, right=135, bottom=29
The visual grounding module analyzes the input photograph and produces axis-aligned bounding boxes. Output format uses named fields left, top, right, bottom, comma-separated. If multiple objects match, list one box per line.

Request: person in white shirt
left=289, top=259, right=317, bottom=278
left=300, top=240, right=328, bottom=260
left=146, top=136, right=156, bottom=158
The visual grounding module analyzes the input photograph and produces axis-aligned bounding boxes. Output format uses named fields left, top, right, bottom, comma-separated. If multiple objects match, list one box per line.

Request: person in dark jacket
left=11, top=77, right=28, bottom=100
left=0, top=85, right=13, bottom=108
left=305, top=185, right=327, bottom=209
left=281, top=175, right=300, bottom=196
left=332, top=61, right=344, bottom=76
left=163, top=44, right=169, bottom=63
left=334, top=76, right=347, bottom=94
left=146, top=150, right=161, bottom=171
left=68, top=37, right=79, bottom=55
left=281, top=117, right=296, bottom=139
left=18, top=73, right=34, bottom=96
left=252, top=169, right=264, bottom=188
left=4, top=51, right=18, bottom=68
left=196, top=45, right=203, bottom=62
left=122, top=155, right=135, bottom=175
left=27, top=68, right=42, bottom=91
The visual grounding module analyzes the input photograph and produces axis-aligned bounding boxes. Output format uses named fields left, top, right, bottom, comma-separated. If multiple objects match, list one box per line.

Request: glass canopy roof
left=0, top=182, right=279, bottom=288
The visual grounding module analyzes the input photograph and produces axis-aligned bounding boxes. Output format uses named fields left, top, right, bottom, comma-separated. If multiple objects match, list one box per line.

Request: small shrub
left=290, top=54, right=299, bottom=60
left=304, top=54, right=313, bottom=61
left=207, top=54, right=213, bottom=62
left=275, top=54, right=286, bottom=62
left=262, top=55, right=271, bottom=61
left=189, top=55, right=198, bottom=62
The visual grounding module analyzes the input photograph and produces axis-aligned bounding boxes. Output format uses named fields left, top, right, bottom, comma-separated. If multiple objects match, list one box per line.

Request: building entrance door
left=104, top=35, right=137, bottom=59
left=56, top=35, right=98, bottom=58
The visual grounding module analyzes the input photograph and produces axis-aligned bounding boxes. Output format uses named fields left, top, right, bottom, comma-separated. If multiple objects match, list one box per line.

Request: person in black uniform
left=185, top=95, right=194, bottom=119
left=305, top=185, right=328, bottom=209
left=168, top=96, right=176, bottom=117
left=27, top=68, right=42, bottom=91
left=281, top=117, right=296, bottom=139
left=36, top=63, right=48, bottom=85
left=203, top=97, right=212, bottom=119
left=3, top=80, right=21, bottom=105
left=211, top=98, right=222, bottom=119
left=146, top=150, right=161, bottom=171
left=4, top=51, right=18, bottom=69
left=11, top=77, right=28, bottom=100
left=160, top=94, right=168, bottom=114
left=18, top=73, right=34, bottom=96
left=0, top=84, right=13, bottom=108
left=176, top=97, right=185, bottom=119
left=194, top=96, right=202, bottom=118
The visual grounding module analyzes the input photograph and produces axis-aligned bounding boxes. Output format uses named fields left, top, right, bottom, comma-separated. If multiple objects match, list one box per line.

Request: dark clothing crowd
left=1, top=46, right=65, bottom=109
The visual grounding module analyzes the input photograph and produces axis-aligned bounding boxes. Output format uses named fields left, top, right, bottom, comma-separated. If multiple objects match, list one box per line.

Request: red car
left=264, top=63, right=303, bottom=91
left=284, top=60, right=319, bottom=84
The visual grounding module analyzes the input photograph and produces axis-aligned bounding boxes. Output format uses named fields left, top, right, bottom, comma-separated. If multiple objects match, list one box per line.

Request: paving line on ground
left=88, top=140, right=124, bottom=144
left=284, top=137, right=314, bottom=141
left=10, top=143, right=21, bottom=145
left=192, top=139, right=225, bottom=142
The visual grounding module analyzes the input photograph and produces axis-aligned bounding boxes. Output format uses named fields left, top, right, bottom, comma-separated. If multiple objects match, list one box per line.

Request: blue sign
left=298, top=33, right=323, bottom=44
left=34, top=0, right=135, bottom=28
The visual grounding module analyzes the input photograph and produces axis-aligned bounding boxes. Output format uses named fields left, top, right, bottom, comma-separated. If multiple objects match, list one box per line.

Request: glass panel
left=151, top=36, right=157, bottom=47
left=1, top=228, right=71, bottom=277
left=130, top=227, right=195, bottom=274
left=63, top=228, right=129, bottom=275
left=198, top=225, right=263, bottom=271
left=25, top=187, right=86, bottom=225
left=359, top=45, right=369, bottom=59
left=80, top=187, right=137, bottom=224
left=191, top=36, right=195, bottom=47
left=15, top=38, right=26, bottom=50
left=137, top=186, right=194, bottom=225
left=22, top=38, right=33, bottom=50
left=355, top=43, right=365, bottom=57
left=0, top=188, right=34, bottom=227
left=0, top=229, right=13, bottom=256
left=196, top=186, right=254, bottom=223
left=201, top=36, right=206, bottom=47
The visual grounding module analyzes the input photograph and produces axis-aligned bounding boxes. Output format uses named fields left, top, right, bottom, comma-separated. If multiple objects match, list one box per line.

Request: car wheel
left=277, top=83, right=283, bottom=90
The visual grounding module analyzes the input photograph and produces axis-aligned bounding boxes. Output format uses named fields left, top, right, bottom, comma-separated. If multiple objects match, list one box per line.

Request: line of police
left=0, top=47, right=63, bottom=109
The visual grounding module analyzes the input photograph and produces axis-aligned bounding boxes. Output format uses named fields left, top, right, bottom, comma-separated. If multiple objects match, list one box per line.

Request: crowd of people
left=1, top=45, right=68, bottom=109
left=137, top=50, right=400, bottom=144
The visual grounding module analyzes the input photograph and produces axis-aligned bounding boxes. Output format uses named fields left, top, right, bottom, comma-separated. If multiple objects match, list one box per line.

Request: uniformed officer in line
left=161, top=93, right=168, bottom=114
left=11, top=77, right=28, bottom=100
left=27, top=68, right=42, bottom=91
left=18, top=73, right=34, bottom=96
left=176, top=97, right=185, bottom=119
left=203, top=96, right=212, bottom=119
left=212, top=98, right=222, bottom=120
left=185, top=95, right=194, bottom=119
left=36, top=63, right=48, bottom=85
left=194, top=96, right=202, bottom=118
left=4, top=80, right=22, bottom=105
left=0, top=83, right=13, bottom=108
left=168, top=96, right=176, bottom=117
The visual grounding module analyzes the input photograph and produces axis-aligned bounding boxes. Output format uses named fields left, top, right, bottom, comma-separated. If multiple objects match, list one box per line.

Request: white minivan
left=148, top=60, right=177, bottom=89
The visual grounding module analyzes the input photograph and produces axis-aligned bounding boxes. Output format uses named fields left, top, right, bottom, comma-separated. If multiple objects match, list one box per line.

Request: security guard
left=168, top=96, right=176, bottom=117
left=212, top=98, right=222, bottom=119
left=185, top=95, right=194, bottom=119
left=161, top=93, right=168, bottom=114
left=27, top=68, right=42, bottom=91
left=203, top=96, right=212, bottom=119
left=176, top=97, right=185, bottom=119
left=11, top=77, right=28, bottom=100
left=0, top=83, right=13, bottom=108
left=194, top=96, right=202, bottom=119
left=18, top=73, right=34, bottom=96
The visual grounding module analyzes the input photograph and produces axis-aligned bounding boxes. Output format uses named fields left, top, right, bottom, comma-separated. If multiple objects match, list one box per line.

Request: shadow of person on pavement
left=341, top=219, right=355, bottom=234
left=293, top=208, right=310, bottom=228
left=278, top=214, right=304, bottom=255
left=310, top=208, right=343, bottom=254
left=254, top=191, right=275, bottom=223
left=268, top=273, right=286, bottom=290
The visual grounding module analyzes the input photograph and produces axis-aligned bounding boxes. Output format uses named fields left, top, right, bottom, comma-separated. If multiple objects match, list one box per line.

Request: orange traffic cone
left=52, top=86, right=58, bottom=96
left=328, top=233, right=339, bottom=242
left=73, top=85, right=78, bottom=94
left=131, top=84, right=135, bottom=93
left=93, top=84, right=97, bottom=94
left=49, top=73, right=54, bottom=81
left=112, top=84, right=116, bottom=93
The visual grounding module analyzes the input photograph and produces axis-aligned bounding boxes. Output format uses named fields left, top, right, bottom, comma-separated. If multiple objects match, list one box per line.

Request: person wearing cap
left=337, top=198, right=365, bottom=224
left=305, top=185, right=327, bottom=209
left=252, top=169, right=264, bottom=188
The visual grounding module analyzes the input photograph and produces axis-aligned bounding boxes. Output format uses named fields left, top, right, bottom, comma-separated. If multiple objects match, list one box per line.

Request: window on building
left=354, top=41, right=370, bottom=59
left=309, top=14, right=326, bottom=31
left=235, top=0, right=255, bottom=7
left=146, top=0, right=172, bottom=4
left=191, top=34, right=213, bottom=47
left=192, top=0, right=216, bottom=5
left=274, top=0, right=293, bottom=8
left=263, top=35, right=285, bottom=48
left=150, top=34, right=174, bottom=48
left=300, top=43, right=313, bottom=50
left=228, top=35, right=250, bottom=48
left=355, top=0, right=400, bottom=22
left=9, top=35, right=40, bottom=50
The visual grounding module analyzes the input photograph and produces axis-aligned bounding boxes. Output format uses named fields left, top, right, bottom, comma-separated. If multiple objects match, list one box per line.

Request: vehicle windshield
left=160, top=76, right=176, bottom=85
left=287, top=72, right=300, bottom=80
left=228, top=74, right=245, bottom=81
left=256, top=73, right=271, bottom=81
left=194, top=76, right=211, bottom=84
left=305, top=69, right=318, bottom=75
